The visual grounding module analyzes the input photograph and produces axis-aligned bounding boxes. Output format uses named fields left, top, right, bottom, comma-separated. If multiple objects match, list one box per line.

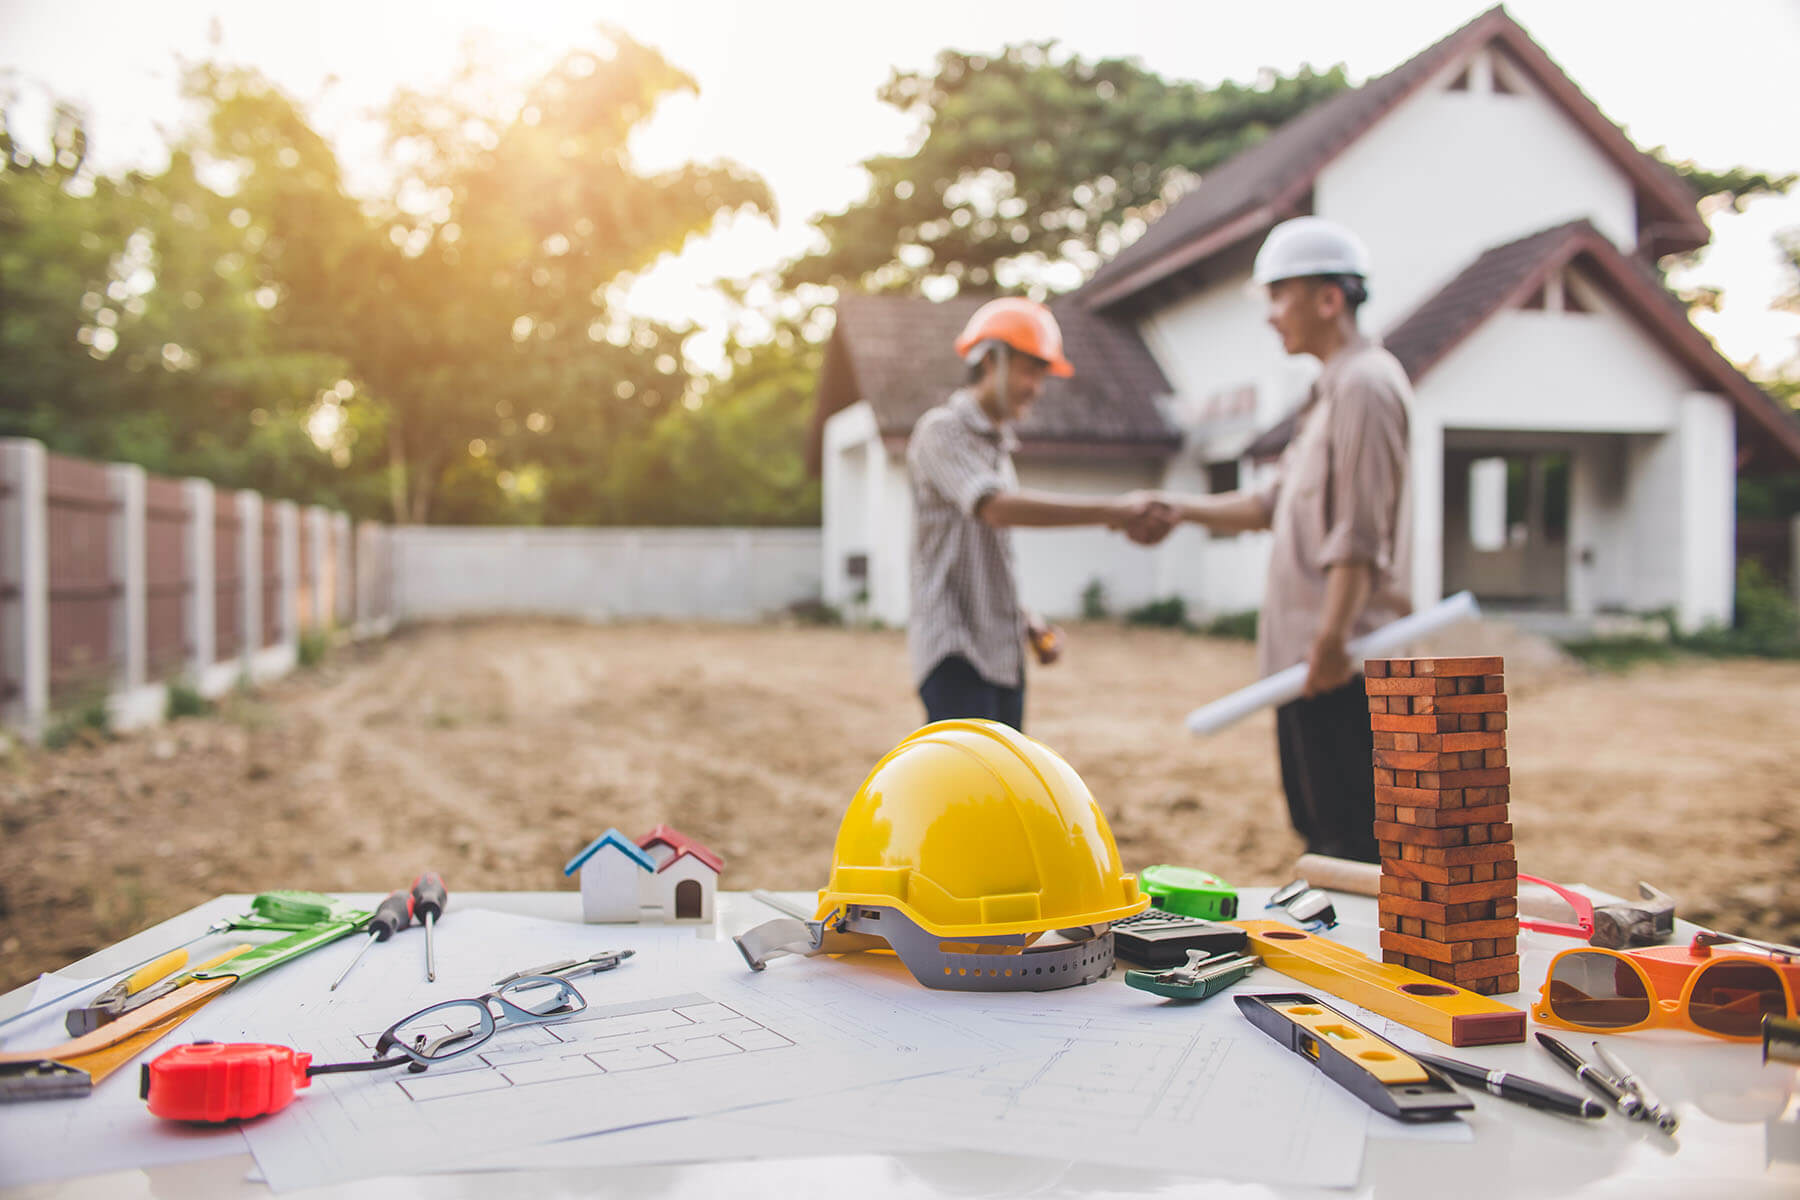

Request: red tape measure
left=141, top=1041, right=313, bottom=1122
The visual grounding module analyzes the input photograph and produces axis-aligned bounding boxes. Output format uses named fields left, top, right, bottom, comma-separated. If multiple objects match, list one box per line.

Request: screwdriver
left=329, top=891, right=413, bottom=992
left=411, top=873, right=447, bottom=982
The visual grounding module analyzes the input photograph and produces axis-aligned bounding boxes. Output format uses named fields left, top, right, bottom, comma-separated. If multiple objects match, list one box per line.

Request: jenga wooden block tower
left=1364, top=655, right=1520, bottom=995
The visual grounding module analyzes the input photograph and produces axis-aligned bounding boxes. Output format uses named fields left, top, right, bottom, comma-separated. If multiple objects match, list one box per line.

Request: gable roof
left=564, top=828, right=656, bottom=877
left=637, top=824, right=724, bottom=874
left=808, top=292, right=1178, bottom=473
left=1385, top=219, right=1800, bottom=468
left=1077, top=5, right=1707, bottom=312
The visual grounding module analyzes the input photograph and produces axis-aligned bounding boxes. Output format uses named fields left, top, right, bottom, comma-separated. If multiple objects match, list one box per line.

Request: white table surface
left=2, top=885, right=1796, bottom=1199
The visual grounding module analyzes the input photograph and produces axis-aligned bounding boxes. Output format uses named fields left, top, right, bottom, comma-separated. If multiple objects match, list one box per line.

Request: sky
left=3, top=0, right=1797, bottom=377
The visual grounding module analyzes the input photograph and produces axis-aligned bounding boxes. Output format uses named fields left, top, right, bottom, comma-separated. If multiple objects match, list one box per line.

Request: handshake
left=1108, top=491, right=1180, bottom=546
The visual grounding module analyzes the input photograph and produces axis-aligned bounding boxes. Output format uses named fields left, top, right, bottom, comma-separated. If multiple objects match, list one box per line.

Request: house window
left=1206, top=460, right=1240, bottom=494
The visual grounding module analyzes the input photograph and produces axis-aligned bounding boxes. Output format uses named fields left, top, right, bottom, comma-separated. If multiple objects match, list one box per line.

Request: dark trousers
left=1275, top=676, right=1379, bottom=862
left=919, top=655, right=1025, bottom=731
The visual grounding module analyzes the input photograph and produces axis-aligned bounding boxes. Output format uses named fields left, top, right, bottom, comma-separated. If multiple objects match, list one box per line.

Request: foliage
left=43, top=690, right=111, bottom=751
left=1080, top=578, right=1108, bottom=620
left=1563, top=562, right=1800, bottom=668
left=1654, top=150, right=1797, bottom=215
left=1201, top=610, right=1259, bottom=641
left=297, top=628, right=331, bottom=669
left=164, top=677, right=211, bottom=720
left=1124, top=596, right=1191, bottom=629
left=786, top=44, right=1349, bottom=296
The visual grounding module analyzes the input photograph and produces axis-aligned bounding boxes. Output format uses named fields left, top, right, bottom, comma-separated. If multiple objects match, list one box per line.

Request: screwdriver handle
left=367, top=891, right=414, bottom=940
left=125, top=950, right=189, bottom=995
left=410, top=873, right=446, bottom=922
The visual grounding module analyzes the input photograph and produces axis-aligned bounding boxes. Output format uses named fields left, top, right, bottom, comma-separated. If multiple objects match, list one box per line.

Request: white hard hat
left=1252, top=217, right=1372, bottom=286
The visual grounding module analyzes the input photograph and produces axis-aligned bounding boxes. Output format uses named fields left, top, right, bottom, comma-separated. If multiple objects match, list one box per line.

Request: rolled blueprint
left=1185, top=591, right=1480, bottom=735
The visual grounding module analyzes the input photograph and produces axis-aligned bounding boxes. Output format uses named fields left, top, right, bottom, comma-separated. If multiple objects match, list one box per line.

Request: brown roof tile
left=807, top=293, right=1177, bottom=473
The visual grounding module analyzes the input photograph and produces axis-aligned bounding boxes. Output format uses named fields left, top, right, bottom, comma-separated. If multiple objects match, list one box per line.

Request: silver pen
left=1593, top=1042, right=1678, bottom=1134
left=492, top=949, right=635, bottom=988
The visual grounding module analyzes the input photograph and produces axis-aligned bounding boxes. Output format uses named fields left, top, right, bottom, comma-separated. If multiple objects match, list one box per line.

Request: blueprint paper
left=460, top=951, right=1370, bottom=1188
left=237, top=909, right=1025, bottom=1191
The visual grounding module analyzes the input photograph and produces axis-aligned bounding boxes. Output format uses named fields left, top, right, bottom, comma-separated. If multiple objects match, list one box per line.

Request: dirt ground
left=2, top=618, right=1797, bottom=993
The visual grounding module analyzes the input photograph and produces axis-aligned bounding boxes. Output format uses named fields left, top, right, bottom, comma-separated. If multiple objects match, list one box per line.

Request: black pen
left=1535, top=1032, right=1641, bottom=1118
left=1413, top=1050, right=1605, bottom=1119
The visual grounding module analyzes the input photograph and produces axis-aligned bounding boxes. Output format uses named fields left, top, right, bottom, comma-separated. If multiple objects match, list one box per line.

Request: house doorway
left=675, top=879, right=703, bottom=920
left=1443, top=447, right=1570, bottom=610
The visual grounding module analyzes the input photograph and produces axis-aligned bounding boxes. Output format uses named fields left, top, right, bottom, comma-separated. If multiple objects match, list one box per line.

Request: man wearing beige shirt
left=1165, top=218, right=1411, bottom=861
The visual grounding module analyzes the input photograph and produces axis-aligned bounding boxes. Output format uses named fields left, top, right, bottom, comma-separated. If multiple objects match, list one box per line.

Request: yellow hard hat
left=817, top=719, right=1145, bottom=937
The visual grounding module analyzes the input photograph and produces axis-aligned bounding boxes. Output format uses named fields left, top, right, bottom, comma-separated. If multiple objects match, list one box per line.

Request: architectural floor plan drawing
left=358, top=992, right=795, bottom=1103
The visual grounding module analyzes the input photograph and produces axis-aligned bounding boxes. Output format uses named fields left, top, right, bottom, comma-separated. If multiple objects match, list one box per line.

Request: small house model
left=563, top=825, right=723, bottom=924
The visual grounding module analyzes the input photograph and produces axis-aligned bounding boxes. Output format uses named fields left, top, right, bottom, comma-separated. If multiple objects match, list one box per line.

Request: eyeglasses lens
left=1689, top=961, right=1785, bottom=1038
left=1547, top=951, right=1651, bottom=1028
left=1286, top=889, right=1337, bottom=927
left=498, top=976, right=581, bottom=1018
left=390, top=1000, right=491, bottom=1061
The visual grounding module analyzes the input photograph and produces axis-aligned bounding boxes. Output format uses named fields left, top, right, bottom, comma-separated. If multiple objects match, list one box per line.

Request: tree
left=785, top=44, right=1349, bottom=296
left=183, top=32, right=772, bottom=523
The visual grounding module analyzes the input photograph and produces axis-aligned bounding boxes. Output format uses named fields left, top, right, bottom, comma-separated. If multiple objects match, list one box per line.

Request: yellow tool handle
left=187, top=944, right=253, bottom=975
left=125, top=949, right=188, bottom=994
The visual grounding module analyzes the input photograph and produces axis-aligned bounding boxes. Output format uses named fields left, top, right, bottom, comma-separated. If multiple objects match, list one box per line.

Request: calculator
left=1111, top=909, right=1248, bottom=967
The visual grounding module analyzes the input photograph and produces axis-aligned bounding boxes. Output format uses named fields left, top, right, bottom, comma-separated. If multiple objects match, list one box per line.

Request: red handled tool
left=411, top=872, right=447, bottom=982
left=141, top=1040, right=410, bottom=1122
left=328, top=891, right=412, bottom=992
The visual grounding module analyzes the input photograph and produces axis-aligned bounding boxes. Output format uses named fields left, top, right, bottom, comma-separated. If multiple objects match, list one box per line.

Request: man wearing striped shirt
left=906, top=298, right=1173, bottom=732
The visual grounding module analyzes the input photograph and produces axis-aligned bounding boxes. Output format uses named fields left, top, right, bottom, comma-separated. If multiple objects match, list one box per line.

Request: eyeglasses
left=1532, top=945, right=1799, bottom=1041
left=365, top=975, right=587, bottom=1071
left=1266, top=880, right=1337, bottom=931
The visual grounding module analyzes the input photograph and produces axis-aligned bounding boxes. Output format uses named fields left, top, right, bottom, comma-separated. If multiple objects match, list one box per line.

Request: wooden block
left=1464, top=786, right=1510, bottom=806
left=1411, top=731, right=1506, bottom=752
left=1380, top=930, right=1474, bottom=963
left=1495, top=861, right=1518, bottom=881
left=1411, top=656, right=1505, bottom=677
left=1471, top=938, right=1495, bottom=957
left=1496, top=973, right=1521, bottom=994
left=1372, top=821, right=1469, bottom=848
left=1468, top=862, right=1496, bottom=882
left=1483, top=675, right=1505, bottom=693
left=1423, top=876, right=1519, bottom=902
left=1484, top=749, right=1508, bottom=768
left=1365, top=659, right=1390, bottom=678
left=1375, top=803, right=1397, bottom=821
left=1375, top=784, right=1465, bottom=808
left=1372, top=732, right=1415, bottom=751
left=1421, top=918, right=1519, bottom=941
left=1370, top=713, right=1464, bottom=733
left=1448, top=955, right=1521, bottom=984
left=1493, top=898, right=1518, bottom=918
left=1458, top=714, right=1483, bottom=731
left=1379, top=875, right=1426, bottom=900
left=1383, top=857, right=1474, bottom=885
left=1455, top=676, right=1482, bottom=695
left=1484, top=712, right=1507, bottom=731
left=1414, top=768, right=1511, bottom=790
left=1393, top=803, right=1508, bottom=829
left=1378, top=894, right=1463, bottom=924
left=1379, top=910, right=1400, bottom=931
left=1395, top=770, right=1418, bottom=788
left=1373, top=748, right=1467, bottom=771
left=1379, top=840, right=1402, bottom=859
left=1367, top=695, right=1389, bottom=714
left=1445, top=901, right=1503, bottom=923
left=1410, top=693, right=1508, bottom=714
left=1365, top=677, right=1460, bottom=696
left=1373, top=767, right=1396, bottom=786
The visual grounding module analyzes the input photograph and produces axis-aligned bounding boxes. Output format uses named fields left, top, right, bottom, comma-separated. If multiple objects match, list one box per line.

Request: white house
left=810, top=5, right=1800, bottom=635
left=563, top=825, right=723, bottom=924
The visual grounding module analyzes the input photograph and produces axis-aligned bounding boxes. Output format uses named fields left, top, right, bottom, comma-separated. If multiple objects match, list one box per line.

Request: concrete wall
left=391, top=526, right=823, bottom=623
left=1316, top=42, right=1640, bottom=335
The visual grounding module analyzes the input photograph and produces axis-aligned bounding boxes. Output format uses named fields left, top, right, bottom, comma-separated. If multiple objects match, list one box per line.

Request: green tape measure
left=1141, top=865, right=1239, bottom=921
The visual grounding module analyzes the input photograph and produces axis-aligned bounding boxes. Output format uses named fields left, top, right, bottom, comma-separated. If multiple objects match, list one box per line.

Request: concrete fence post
left=238, top=491, right=263, bottom=670
left=1791, top=515, right=1800, bottom=616
left=0, top=439, right=49, bottom=738
left=334, top=512, right=353, bottom=628
left=276, top=501, right=299, bottom=647
left=106, top=463, right=147, bottom=694
left=182, top=479, right=215, bottom=683
left=307, top=505, right=328, bottom=630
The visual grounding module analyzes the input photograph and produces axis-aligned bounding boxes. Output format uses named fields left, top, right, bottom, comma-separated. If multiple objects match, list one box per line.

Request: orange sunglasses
left=1533, top=940, right=1799, bottom=1041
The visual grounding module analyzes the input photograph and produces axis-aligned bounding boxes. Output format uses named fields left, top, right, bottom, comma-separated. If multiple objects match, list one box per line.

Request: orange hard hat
left=953, top=298, right=1075, bottom=378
